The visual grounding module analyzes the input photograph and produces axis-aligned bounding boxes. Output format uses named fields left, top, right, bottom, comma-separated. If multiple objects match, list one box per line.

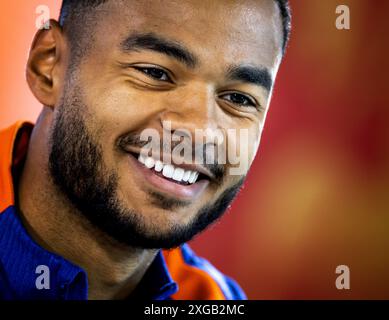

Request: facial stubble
left=48, top=88, right=244, bottom=249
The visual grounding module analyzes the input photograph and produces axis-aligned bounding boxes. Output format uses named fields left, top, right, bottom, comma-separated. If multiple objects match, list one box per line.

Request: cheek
left=225, top=125, right=260, bottom=172
left=79, top=86, right=166, bottom=161
left=80, top=70, right=167, bottom=135
left=87, top=91, right=148, bottom=129
left=249, top=128, right=262, bottom=165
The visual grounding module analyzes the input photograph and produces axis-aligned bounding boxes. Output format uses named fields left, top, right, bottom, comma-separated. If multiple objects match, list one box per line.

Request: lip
left=127, top=152, right=210, bottom=200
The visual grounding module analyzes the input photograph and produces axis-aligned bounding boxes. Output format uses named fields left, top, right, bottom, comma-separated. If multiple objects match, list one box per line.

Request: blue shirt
left=0, top=206, right=178, bottom=300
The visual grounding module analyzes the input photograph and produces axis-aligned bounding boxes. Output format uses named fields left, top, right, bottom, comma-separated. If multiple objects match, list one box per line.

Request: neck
left=17, top=110, right=157, bottom=300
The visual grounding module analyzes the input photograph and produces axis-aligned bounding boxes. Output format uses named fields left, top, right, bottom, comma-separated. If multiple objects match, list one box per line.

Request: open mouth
left=137, top=154, right=209, bottom=186
left=126, top=151, right=211, bottom=200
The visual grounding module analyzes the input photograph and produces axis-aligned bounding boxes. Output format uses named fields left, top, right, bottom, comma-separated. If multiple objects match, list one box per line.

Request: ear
left=26, top=19, right=68, bottom=109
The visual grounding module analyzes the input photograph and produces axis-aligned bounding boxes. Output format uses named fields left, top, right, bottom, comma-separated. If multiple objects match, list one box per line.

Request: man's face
left=49, top=0, right=283, bottom=248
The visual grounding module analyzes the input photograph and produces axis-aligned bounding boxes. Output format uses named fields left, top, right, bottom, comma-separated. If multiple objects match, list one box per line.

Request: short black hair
left=274, top=0, right=292, bottom=54
left=59, top=0, right=291, bottom=55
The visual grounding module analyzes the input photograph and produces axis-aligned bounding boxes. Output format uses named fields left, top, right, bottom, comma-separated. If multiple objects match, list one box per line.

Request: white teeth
left=137, top=155, right=200, bottom=184
left=182, top=170, right=191, bottom=182
left=154, top=160, right=164, bottom=172
left=144, top=157, right=155, bottom=169
left=162, top=164, right=174, bottom=179
left=172, top=168, right=185, bottom=181
left=188, top=171, right=199, bottom=184
left=193, top=172, right=199, bottom=183
left=138, top=154, right=146, bottom=164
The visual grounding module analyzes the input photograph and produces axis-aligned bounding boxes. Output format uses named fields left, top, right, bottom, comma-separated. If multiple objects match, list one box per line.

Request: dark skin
left=19, top=0, right=282, bottom=299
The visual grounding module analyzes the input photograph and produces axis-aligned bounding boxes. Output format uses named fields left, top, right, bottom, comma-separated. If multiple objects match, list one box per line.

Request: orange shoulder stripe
left=0, top=121, right=32, bottom=213
left=162, top=248, right=226, bottom=300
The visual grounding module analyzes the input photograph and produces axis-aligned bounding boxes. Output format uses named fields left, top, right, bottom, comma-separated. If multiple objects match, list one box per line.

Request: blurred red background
left=1, top=0, right=388, bottom=299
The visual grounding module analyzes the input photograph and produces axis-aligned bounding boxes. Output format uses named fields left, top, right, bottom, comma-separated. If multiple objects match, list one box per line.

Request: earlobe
left=26, top=19, right=66, bottom=109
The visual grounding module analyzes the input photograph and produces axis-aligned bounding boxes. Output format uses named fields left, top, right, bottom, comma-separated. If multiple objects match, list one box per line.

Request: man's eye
left=220, top=92, right=256, bottom=108
left=134, top=67, right=171, bottom=82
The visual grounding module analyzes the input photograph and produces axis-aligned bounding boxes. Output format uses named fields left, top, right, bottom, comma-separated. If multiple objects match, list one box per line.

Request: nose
left=157, top=83, right=227, bottom=165
left=159, top=82, right=219, bottom=139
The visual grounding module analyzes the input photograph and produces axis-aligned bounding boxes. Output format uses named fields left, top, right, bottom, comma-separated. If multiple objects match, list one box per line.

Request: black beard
left=48, top=92, right=244, bottom=249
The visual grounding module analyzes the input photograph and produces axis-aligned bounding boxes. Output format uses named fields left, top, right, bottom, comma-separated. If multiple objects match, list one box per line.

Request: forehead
left=88, top=0, right=282, bottom=72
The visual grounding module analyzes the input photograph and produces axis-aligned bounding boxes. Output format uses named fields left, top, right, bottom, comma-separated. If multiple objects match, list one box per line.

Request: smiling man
left=0, top=0, right=291, bottom=300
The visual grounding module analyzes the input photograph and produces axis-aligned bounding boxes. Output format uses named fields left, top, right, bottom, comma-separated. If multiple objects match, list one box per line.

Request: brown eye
left=221, top=92, right=256, bottom=108
left=134, top=67, right=171, bottom=82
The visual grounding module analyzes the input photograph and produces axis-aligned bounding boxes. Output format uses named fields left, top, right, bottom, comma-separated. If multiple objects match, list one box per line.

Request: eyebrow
left=227, top=65, right=273, bottom=92
left=120, top=33, right=197, bottom=68
left=120, top=33, right=273, bottom=92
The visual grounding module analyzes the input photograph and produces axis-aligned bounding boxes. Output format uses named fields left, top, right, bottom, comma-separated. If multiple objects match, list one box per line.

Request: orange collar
left=0, top=121, right=34, bottom=212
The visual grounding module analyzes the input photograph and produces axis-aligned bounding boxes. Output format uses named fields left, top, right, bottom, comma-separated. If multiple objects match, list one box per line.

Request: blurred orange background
left=1, top=0, right=388, bottom=299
